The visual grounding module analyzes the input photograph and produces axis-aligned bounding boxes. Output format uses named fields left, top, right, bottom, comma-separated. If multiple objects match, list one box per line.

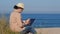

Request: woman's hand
left=25, top=18, right=31, bottom=25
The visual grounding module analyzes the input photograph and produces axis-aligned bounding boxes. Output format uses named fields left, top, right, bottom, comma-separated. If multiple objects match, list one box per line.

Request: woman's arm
left=16, top=13, right=24, bottom=28
left=16, top=13, right=30, bottom=28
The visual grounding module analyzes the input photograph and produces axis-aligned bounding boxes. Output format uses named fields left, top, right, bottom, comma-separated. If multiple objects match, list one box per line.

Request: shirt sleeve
left=16, top=13, right=24, bottom=27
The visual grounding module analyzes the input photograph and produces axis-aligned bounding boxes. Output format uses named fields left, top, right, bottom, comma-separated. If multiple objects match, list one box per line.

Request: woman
left=9, top=3, right=36, bottom=34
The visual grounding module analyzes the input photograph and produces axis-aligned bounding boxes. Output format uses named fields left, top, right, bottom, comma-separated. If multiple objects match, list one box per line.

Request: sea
left=0, top=14, right=60, bottom=28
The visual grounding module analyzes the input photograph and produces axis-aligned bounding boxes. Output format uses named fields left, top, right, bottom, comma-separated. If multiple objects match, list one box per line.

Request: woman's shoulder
left=11, top=11, right=18, bottom=15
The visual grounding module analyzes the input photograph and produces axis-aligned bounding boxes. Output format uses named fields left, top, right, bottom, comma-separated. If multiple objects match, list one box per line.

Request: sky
left=0, top=0, right=60, bottom=14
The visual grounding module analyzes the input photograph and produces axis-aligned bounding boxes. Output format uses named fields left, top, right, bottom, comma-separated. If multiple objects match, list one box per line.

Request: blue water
left=1, top=14, right=60, bottom=28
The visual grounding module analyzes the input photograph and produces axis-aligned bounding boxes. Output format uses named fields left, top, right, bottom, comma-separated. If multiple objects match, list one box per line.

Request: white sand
left=35, top=28, right=60, bottom=34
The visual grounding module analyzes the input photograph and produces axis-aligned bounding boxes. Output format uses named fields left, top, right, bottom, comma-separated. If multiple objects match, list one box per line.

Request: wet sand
left=35, top=28, right=60, bottom=34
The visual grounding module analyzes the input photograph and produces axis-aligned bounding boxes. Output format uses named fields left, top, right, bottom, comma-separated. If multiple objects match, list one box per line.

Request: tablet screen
left=28, top=19, right=35, bottom=26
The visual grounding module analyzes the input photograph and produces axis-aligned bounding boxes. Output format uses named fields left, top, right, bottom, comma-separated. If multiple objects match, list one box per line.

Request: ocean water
left=22, top=14, right=60, bottom=28
left=1, top=14, right=60, bottom=28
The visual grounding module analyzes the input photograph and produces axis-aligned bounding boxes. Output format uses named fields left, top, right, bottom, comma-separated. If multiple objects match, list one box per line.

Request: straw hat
left=16, top=3, right=24, bottom=9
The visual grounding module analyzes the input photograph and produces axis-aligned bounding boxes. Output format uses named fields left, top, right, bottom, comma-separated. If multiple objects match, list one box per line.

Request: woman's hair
left=14, top=5, right=23, bottom=9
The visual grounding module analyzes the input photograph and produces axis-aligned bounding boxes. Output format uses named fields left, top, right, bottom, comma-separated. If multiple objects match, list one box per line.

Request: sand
left=35, top=28, right=60, bottom=34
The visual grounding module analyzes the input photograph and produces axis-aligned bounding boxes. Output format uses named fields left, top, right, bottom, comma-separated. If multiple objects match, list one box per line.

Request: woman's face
left=17, top=9, right=23, bottom=13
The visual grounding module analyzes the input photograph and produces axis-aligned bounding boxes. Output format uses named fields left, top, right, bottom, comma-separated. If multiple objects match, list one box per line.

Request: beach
left=35, top=28, right=60, bottom=34
left=0, top=14, right=60, bottom=34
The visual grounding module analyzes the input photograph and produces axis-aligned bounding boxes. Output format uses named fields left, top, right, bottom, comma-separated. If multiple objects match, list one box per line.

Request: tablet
left=28, top=19, right=35, bottom=26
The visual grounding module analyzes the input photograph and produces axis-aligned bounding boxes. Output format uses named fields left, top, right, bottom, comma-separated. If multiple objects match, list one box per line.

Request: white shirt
left=9, top=11, right=25, bottom=32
